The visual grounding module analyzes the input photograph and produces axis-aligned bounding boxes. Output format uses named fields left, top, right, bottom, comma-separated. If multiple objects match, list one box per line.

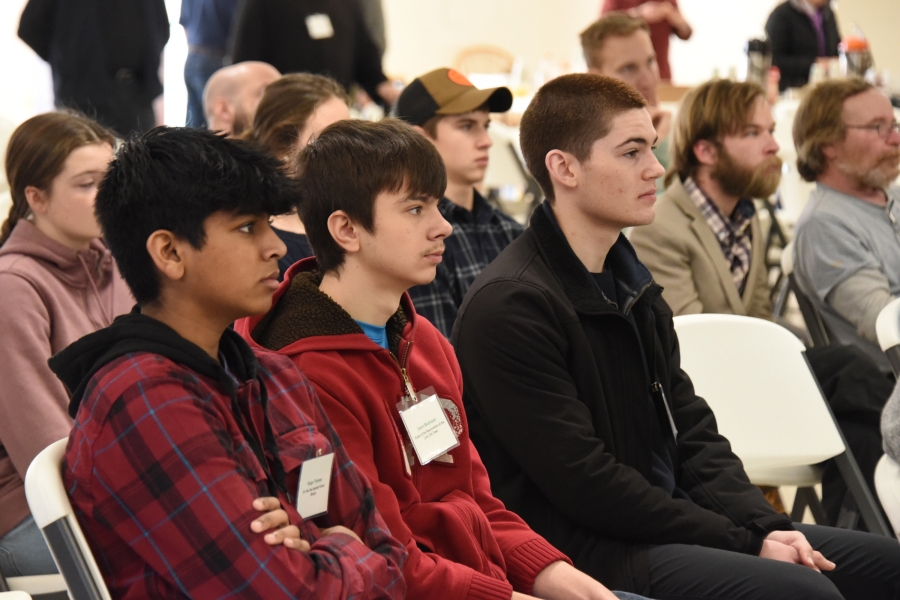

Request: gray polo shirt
left=793, top=183, right=900, bottom=369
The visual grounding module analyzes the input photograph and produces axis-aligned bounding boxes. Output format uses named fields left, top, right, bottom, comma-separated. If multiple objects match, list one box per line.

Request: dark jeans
left=0, top=515, right=57, bottom=577
left=183, top=51, right=225, bottom=128
left=647, top=523, right=900, bottom=600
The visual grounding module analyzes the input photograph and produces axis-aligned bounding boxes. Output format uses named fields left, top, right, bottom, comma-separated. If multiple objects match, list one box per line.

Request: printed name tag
left=399, top=394, right=459, bottom=465
left=296, top=452, right=334, bottom=519
left=305, top=14, right=334, bottom=39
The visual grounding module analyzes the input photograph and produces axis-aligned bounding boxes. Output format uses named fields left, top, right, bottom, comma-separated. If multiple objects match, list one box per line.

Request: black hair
left=293, top=118, right=446, bottom=273
left=96, top=127, right=299, bottom=304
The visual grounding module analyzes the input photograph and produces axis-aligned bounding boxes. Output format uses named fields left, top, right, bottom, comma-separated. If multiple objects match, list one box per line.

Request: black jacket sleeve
left=18, top=0, right=60, bottom=61
left=349, top=0, right=387, bottom=101
left=230, top=0, right=266, bottom=64
left=456, top=279, right=788, bottom=555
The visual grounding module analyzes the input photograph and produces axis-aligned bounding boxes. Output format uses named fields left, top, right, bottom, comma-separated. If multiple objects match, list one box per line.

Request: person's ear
left=546, top=149, right=579, bottom=192
left=24, top=185, right=49, bottom=214
left=692, top=139, right=719, bottom=167
left=822, top=142, right=839, bottom=161
left=326, top=210, right=361, bottom=254
left=146, top=230, right=187, bottom=282
left=213, top=98, right=235, bottom=128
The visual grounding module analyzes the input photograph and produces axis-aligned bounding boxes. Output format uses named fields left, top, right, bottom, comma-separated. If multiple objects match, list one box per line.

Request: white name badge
left=305, top=14, right=334, bottom=40
left=296, top=452, right=334, bottom=519
left=399, top=394, right=460, bottom=465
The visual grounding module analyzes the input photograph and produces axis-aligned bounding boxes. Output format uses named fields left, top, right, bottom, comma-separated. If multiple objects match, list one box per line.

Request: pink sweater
left=0, top=221, right=133, bottom=537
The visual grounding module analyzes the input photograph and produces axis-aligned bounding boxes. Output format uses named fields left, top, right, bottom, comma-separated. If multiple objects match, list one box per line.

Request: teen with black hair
left=50, top=127, right=406, bottom=599
left=238, top=119, right=645, bottom=600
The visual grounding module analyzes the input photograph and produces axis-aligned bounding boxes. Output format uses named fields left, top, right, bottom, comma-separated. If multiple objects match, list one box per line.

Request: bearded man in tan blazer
left=630, top=79, right=780, bottom=318
left=631, top=78, right=892, bottom=527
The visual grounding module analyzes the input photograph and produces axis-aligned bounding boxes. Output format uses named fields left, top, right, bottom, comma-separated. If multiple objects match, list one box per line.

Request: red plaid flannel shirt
left=64, top=349, right=406, bottom=599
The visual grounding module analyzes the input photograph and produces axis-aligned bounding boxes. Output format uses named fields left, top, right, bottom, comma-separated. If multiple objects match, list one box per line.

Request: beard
left=710, top=147, right=783, bottom=200
left=837, top=149, right=900, bottom=190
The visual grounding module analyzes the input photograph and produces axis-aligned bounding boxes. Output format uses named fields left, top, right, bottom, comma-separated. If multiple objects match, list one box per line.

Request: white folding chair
left=24, top=439, right=111, bottom=600
left=0, top=592, right=32, bottom=599
left=673, top=314, right=892, bottom=535
left=874, top=454, right=900, bottom=537
left=875, top=297, right=900, bottom=376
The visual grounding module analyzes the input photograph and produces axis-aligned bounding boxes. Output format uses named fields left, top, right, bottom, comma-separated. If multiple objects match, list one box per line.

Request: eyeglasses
left=844, top=121, right=900, bottom=138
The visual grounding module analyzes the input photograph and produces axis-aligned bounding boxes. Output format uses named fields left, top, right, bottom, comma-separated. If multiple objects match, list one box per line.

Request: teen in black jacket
left=453, top=73, right=900, bottom=599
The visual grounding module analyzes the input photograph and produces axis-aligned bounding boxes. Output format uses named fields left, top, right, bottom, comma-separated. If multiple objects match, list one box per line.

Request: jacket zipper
left=390, top=341, right=416, bottom=478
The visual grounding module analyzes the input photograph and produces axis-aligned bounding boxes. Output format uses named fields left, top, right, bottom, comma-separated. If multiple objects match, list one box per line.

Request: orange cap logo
left=447, top=69, right=474, bottom=87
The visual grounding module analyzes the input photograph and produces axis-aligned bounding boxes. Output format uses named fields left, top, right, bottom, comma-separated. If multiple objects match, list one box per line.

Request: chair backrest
left=876, top=297, right=900, bottom=376
left=24, top=440, right=111, bottom=600
left=673, top=314, right=845, bottom=474
left=874, top=454, right=900, bottom=537
left=781, top=241, right=831, bottom=347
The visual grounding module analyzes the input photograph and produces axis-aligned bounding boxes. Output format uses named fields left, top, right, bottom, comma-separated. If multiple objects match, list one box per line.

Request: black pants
left=647, top=524, right=900, bottom=600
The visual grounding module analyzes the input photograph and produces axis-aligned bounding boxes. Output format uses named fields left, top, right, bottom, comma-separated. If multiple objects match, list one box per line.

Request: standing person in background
left=231, top=0, right=401, bottom=107
left=766, top=0, right=840, bottom=91
left=203, top=62, right=282, bottom=137
left=599, top=0, right=692, bottom=82
left=581, top=13, right=672, bottom=179
left=0, top=112, right=133, bottom=579
left=181, top=0, right=240, bottom=128
left=242, top=73, right=352, bottom=277
left=18, top=0, right=169, bottom=136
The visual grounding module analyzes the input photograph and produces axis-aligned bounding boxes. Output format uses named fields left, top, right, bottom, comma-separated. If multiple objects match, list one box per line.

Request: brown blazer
left=629, top=178, right=772, bottom=319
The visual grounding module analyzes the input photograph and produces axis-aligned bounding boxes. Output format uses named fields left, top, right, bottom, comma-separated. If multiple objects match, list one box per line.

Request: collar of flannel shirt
left=683, top=176, right=756, bottom=293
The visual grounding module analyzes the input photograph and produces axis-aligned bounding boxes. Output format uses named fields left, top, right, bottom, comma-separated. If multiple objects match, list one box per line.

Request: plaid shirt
left=408, top=192, right=525, bottom=337
left=684, top=176, right=756, bottom=294
left=64, top=349, right=406, bottom=600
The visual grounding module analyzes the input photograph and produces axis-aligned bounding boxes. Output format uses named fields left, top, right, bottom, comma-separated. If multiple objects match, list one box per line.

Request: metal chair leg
left=834, top=451, right=893, bottom=536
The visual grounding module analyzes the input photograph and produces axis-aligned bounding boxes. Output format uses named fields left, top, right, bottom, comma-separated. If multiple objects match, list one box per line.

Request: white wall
left=1, top=0, right=899, bottom=127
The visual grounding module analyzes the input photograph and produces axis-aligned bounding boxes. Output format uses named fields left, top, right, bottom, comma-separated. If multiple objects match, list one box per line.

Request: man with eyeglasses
left=793, top=78, right=900, bottom=364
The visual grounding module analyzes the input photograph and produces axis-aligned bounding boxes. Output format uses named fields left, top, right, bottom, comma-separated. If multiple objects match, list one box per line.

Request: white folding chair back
left=24, top=439, right=111, bottom=600
left=674, top=314, right=844, bottom=474
left=874, top=454, right=900, bottom=537
left=876, top=297, right=900, bottom=376
left=674, top=314, right=892, bottom=535
left=0, top=592, right=33, bottom=599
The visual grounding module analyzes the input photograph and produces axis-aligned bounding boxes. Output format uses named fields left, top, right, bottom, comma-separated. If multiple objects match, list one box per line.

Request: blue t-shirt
left=355, top=320, right=388, bottom=349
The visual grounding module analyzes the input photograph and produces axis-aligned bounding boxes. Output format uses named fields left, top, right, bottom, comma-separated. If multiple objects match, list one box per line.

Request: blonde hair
left=794, top=78, right=874, bottom=182
left=667, top=79, right=765, bottom=186
left=580, top=13, right=650, bottom=71
left=2, top=112, right=114, bottom=245
left=242, top=73, right=350, bottom=160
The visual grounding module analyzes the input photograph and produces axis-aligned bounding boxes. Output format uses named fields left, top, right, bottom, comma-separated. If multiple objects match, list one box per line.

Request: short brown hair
left=244, top=73, right=350, bottom=159
left=580, top=13, right=649, bottom=71
left=292, top=119, right=447, bottom=273
left=667, top=79, right=766, bottom=186
left=793, top=78, right=874, bottom=182
left=519, top=73, right=646, bottom=202
left=2, top=111, right=114, bottom=245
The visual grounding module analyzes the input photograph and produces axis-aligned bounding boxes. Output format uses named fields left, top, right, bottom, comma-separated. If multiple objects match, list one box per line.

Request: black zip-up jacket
left=18, top=0, right=169, bottom=113
left=765, top=1, right=840, bottom=91
left=452, top=203, right=793, bottom=594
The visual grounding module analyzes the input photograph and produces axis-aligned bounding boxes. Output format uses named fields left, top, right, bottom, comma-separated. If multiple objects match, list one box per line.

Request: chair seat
left=746, top=464, right=822, bottom=487
left=6, top=575, right=66, bottom=596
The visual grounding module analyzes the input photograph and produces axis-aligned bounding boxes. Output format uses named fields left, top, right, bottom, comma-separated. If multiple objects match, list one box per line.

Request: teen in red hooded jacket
left=237, top=118, right=635, bottom=600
